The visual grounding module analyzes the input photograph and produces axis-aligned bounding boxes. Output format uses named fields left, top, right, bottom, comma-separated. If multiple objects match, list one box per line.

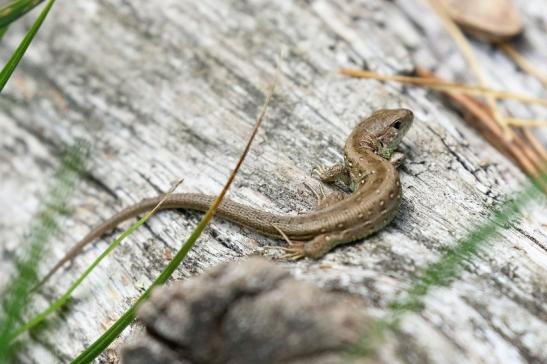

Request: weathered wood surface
left=1, top=0, right=546, bottom=363
left=123, top=257, right=373, bottom=364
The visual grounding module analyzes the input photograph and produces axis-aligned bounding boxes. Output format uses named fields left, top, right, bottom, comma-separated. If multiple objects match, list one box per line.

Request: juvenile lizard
left=38, top=109, right=413, bottom=286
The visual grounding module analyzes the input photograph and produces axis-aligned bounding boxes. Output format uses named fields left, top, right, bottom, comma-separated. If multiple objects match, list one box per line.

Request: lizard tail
left=35, top=192, right=289, bottom=289
left=34, top=196, right=166, bottom=290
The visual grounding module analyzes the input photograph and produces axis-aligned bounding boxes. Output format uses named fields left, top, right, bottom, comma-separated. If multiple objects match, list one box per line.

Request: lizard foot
left=270, top=224, right=307, bottom=260
left=312, top=163, right=350, bottom=186
left=276, top=244, right=306, bottom=260
left=312, top=165, right=329, bottom=180
left=261, top=244, right=305, bottom=260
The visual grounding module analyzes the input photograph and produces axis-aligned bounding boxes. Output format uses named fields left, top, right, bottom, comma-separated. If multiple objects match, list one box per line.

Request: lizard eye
left=392, top=120, right=402, bottom=130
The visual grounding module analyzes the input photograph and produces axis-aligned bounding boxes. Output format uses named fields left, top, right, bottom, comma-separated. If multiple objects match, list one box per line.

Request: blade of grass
left=0, top=0, right=45, bottom=28
left=0, top=26, right=8, bottom=40
left=349, top=170, right=547, bottom=358
left=7, top=179, right=184, bottom=341
left=70, top=64, right=279, bottom=364
left=0, top=0, right=55, bottom=93
left=0, top=141, right=88, bottom=364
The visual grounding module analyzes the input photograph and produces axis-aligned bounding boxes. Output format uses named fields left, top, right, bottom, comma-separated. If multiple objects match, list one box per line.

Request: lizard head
left=361, top=108, right=413, bottom=159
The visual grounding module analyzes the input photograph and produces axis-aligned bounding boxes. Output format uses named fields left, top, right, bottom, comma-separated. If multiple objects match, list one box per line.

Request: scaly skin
left=37, top=109, right=413, bottom=286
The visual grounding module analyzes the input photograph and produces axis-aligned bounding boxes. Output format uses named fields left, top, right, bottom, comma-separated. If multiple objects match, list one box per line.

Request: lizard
left=37, top=108, right=413, bottom=287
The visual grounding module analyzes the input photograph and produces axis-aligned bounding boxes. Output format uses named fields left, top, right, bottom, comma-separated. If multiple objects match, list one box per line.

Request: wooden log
left=0, top=0, right=546, bottom=362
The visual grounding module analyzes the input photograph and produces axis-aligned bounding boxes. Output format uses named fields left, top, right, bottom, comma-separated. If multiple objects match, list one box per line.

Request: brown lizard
left=38, top=109, right=413, bottom=286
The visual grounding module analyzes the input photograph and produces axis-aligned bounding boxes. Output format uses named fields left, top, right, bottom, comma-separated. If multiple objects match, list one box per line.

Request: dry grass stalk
left=427, top=0, right=510, bottom=138
left=499, top=43, right=547, bottom=87
left=338, top=68, right=547, bottom=107
left=505, top=118, right=547, bottom=128
left=416, top=68, right=546, bottom=192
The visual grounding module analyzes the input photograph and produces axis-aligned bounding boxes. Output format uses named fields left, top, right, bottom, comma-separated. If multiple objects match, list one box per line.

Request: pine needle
left=505, top=118, right=547, bottom=128
left=500, top=43, right=547, bottom=87
left=426, top=0, right=511, bottom=138
left=339, top=68, right=547, bottom=107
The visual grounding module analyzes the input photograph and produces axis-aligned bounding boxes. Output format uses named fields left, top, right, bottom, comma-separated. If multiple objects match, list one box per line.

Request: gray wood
left=122, top=257, right=372, bottom=364
left=0, top=0, right=546, bottom=363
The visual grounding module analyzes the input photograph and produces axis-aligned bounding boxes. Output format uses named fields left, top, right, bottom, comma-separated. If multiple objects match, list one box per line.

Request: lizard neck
left=345, top=129, right=395, bottom=193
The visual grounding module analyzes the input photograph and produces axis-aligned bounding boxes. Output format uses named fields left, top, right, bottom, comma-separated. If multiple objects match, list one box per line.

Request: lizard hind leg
left=271, top=225, right=350, bottom=260
left=269, top=224, right=308, bottom=260
left=285, top=231, right=351, bottom=260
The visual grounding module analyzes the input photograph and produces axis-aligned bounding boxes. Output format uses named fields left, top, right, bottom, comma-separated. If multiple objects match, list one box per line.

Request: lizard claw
left=268, top=224, right=308, bottom=261
left=261, top=244, right=305, bottom=260
left=313, top=165, right=329, bottom=180
left=278, top=244, right=306, bottom=260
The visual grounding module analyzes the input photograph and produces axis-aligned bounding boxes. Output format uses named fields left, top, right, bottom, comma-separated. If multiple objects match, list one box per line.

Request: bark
left=122, top=257, right=372, bottom=364
left=0, top=0, right=546, bottom=363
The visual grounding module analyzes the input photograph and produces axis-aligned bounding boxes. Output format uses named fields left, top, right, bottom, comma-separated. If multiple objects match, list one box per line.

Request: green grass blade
left=0, top=0, right=55, bottom=93
left=8, top=180, right=184, bottom=341
left=0, top=141, right=88, bottom=364
left=0, top=0, right=45, bottom=28
left=0, top=26, right=8, bottom=40
left=349, top=171, right=547, bottom=357
left=70, top=204, right=224, bottom=364
left=70, top=75, right=278, bottom=364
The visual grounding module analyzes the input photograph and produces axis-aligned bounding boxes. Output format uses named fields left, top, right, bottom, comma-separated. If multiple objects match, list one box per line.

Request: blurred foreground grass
left=350, top=171, right=547, bottom=358
left=0, top=141, right=88, bottom=364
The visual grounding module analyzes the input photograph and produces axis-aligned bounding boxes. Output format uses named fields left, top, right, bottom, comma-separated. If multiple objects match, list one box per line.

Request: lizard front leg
left=389, top=152, right=406, bottom=168
left=315, top=191, right=346, bottom=209
left=304, top=182, right=347, bottom=210
left=314, top=163, right=351, bottom=186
